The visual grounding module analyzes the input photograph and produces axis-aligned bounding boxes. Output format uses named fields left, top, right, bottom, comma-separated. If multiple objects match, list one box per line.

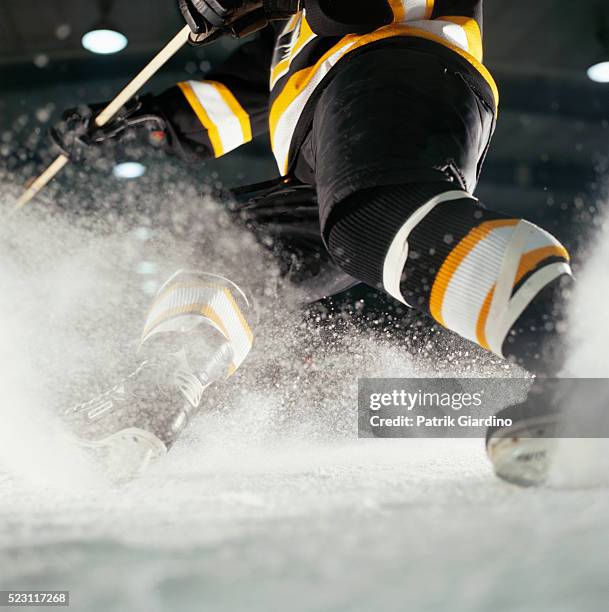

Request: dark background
left=1, top=0, right=609, bottom=254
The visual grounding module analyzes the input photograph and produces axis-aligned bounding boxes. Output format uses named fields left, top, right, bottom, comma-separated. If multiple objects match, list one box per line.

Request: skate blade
left=487, top=410, right=563, bottom=487
left=488, top=436, right=557, bottom=487
left=72, top=428, right=167, bottom=482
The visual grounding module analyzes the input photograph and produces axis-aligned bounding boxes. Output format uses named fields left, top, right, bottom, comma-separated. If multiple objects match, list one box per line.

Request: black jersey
left=157, top=1, right=497, bottom=175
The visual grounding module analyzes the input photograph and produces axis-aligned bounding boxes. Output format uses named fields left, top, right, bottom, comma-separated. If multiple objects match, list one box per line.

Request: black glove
left=179, top=0, right=302, bottom=42
left=49, top=95, right=170, bottom=164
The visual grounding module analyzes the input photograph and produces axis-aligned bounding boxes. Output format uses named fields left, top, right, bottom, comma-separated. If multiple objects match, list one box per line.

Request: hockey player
left=51, top=0, right=574, bottom=484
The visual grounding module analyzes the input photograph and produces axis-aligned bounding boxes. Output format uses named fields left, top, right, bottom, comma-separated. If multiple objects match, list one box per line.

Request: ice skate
left=61, top=270, right=253, bottom=477
left=61, top=352, right=207, bottom=477
left=485, top=380, right=562, bottom=487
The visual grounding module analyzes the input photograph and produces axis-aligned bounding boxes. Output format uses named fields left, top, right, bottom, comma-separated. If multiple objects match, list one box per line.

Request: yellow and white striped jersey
left=159, top=0, right=497, bottom=176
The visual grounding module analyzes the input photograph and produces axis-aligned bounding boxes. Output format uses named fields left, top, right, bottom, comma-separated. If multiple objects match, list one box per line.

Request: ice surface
left=1, top=175, right=609, bottom=612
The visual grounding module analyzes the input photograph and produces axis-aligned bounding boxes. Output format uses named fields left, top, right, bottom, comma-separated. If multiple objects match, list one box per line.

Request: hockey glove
left=178, top=0, right=302, bottom=43
left=49, top=95, right=171, bottom=165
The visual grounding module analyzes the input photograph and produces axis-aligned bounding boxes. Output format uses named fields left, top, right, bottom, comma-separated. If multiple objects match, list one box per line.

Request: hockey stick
left=15, top=24, right=197, bottom=210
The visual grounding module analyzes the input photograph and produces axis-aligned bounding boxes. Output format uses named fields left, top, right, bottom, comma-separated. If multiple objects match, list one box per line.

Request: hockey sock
left=325, top=183, right=572, bottom=375
left=141, top=270, right=254, bottom=378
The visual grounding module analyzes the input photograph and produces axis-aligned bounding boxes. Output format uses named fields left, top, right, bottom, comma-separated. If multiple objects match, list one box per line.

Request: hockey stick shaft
left=93, top=25, right=192, bottom=128
left=15, top=24, right=194, bottom=210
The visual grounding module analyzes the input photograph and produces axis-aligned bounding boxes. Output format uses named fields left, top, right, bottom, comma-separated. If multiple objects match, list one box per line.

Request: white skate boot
left=62, top=271, right=254, bottom=478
